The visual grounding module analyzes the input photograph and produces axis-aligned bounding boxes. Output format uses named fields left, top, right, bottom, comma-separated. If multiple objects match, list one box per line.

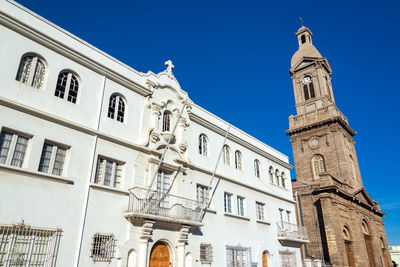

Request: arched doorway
left=149, top=242, right=170, bottom=267
left=127, top=249, right=136, bottom=267
left=362, top=220, right=375, bottom=267
left=262, top=251, right=269, bottom=267
left=343, top=226, right=355, bottom=267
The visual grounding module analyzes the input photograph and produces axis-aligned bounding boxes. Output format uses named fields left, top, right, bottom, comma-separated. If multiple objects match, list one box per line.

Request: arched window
left=198, top=134, right=208, bottom=156
left=222, top=145, right=230, bottom=166
left=55, top=71, right=79, bottom=103
left=362, top=219, right=375, bottom=266
left=234, top=151, right=242, bottom=170
left=162, top=111, right=171, bottom=132
left=269, top=166, right=274, bottom=183
left=303, top=76, right=315, bottom=100
left=108, top=94, right=125, bottom=123
left=16, top=53, right=46, bottom=89
left=281, top=172, right=286, bottom=188
left=343, top=226, right=355, bottom=267
left=275, top=169, right=280, bottom=185
left=311, top=154, right=325, bottom=180
left=254, top=160, right=260, bottom=178
left=301, top=35, right=306, bottom=44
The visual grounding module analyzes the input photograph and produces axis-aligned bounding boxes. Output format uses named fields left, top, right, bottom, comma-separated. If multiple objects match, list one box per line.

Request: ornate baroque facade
left=288, top=26, right=392, bottom=267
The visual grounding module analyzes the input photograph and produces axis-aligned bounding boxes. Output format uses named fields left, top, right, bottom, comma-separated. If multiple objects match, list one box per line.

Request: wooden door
left=345, top=241, right=355, bottom=267
left=262, top=251, right=268, bottom=267
left=149, top=242, right=170, bottom=267
left=364, top=235, right=375, bottom=267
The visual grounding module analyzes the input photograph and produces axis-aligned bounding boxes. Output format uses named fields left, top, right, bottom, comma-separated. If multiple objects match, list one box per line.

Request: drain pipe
left=75, top=75, right=107, bottom=267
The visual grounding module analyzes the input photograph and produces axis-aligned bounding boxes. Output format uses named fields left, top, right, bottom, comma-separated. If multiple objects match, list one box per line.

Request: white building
left=0, top=1, right=307, bottom=266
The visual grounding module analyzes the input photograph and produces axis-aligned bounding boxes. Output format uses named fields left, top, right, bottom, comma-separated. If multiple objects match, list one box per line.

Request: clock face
left=303, top=76, right=311, bottom=84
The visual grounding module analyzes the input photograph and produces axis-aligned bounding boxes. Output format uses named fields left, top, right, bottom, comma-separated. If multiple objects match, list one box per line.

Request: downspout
left=75, top=75, right=107, bottom=267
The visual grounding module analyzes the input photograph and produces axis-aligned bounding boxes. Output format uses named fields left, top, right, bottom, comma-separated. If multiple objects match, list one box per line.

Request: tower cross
left=165, top=60, right=174, bottom=75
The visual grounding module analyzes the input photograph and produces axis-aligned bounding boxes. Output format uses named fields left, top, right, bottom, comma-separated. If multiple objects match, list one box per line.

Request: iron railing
left=277, top=221, right=308, bottom=241
left=127, top=187, right=204, bottom=222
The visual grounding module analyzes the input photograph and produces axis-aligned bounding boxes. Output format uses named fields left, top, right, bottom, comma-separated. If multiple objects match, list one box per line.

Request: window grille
left=55, top=71, right=79, bottom=103
left=197, top=184, right=209, bottom=207
left=157, top=170, right=171, bottom=207
left=224, top=193, right=232, bottom=213
left=256, top=202, right=265, bottom=221
left=0, top=130, right=29, bottom=167
left=162, top=111, right=171, bottom=132
left=38, top=142, right=67, bottom=176
left=16, top=54, right=46, bottom=89
left=108, top=94, right=125, bottom=123
left=234, top=151, right=242, bottom=170
left=0, top=222, right=62, bottom=267
left=198, top=134, right=208, bottom=156
left=95, top=157, right=123, bottom=188
left=223, top=145, right=230, bottom=165
left=279, top=250, right=297, bottom=267
left=226, top=246, right=251, bottom=267
left=254, top=160, right=260, bottom=178
left=200, top=243, right=213, bottom=264
left=90, top=233, right=116, bottom=262
left=237, top=196, right=245, bottom=216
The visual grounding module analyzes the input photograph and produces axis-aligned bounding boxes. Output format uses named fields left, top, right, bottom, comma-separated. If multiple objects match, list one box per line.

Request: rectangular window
left=279, top=251, right=297, bottom=267
left=38, top=142, right=68, bottom=176
left=95, top=157, right=123, bottom=188
left=90, top=233, right=116, bottom=262
left=224, top=193, right=232, bottom=213
left=197, top=184, right=209, bottom=207
left=0, top=130, right=29, bottom=167
left=0, top=222, right=62, bottom=267
left=200, top=243, right=213, bottom=264
left=226, top=246, right=251, bottom=267
left=256, top=202, right=265, bottom=221
left=237, top=196, right=245, bottom=216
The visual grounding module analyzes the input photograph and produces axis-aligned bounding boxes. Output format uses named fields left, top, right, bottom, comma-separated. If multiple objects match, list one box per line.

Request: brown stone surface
left=288, top=26, right=392, bottom=267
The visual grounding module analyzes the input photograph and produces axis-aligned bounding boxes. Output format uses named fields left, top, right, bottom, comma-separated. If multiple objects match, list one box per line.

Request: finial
left=299, top=17, right=304, bottom=27
left=165, top=60, right=174, bottom=76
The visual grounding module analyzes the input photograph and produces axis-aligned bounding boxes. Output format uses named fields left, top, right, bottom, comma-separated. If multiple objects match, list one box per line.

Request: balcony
left=125, top=187, right=204, bottom=226
left=277, top=222, right=309, bottom=247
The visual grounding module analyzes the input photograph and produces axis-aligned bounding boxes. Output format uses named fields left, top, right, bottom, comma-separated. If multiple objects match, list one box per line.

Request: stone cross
left=165, top=60, right=174, bottom=75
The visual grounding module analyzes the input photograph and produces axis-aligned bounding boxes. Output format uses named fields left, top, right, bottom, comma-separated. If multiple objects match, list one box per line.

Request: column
left=177, top=225, right=190, bottom=267
left=137, top=220, right=155, bottom=267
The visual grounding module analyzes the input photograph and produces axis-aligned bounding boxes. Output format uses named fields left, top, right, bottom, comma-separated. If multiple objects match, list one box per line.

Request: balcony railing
left=277, top=221, right=309, bottom=247
left=126, top=187, right=204, bottom=225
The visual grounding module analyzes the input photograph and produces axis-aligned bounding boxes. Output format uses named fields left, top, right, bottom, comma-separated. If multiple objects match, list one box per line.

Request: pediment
left=353, top=187, right=375, bottom=207
left=290, top=57, right=332, bottom=73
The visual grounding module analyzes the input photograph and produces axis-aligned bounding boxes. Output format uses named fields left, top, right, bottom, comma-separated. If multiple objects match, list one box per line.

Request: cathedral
left=288, top=26, right=392, bottom=266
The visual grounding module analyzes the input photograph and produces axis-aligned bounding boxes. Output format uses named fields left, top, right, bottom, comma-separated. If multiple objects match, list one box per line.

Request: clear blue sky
left=17, top=0, right=400, bottom=244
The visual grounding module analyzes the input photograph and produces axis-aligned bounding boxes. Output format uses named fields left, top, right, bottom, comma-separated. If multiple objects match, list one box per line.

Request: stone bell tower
left=288, top=26, right=391, bottom=267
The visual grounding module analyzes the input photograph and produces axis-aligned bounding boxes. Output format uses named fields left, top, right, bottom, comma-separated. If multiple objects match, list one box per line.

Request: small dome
left=291, top=43, right=322, bottom=67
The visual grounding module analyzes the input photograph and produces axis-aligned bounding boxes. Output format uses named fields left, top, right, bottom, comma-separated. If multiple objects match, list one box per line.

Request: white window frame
left=224, top=192, right=232, bottom=213
left=234, top=150, right=242, bottom=170
left=0, top=129, right=30, bottom=168
left=38, top=141, right=69, bottom=176
left=199, top=134, right=208, bottom=156
left=95, top=156, right=123, bottom=188
left=55, top=71, right=80, bottom=103
left=254, top=159, right=260, bottom=178
left=237, top=196, right=245, bottom=216
left=107, top=94, right=126, bottom=123
left=162, top=111, right=171, bottom=132
left=223, top=145, right=230, bottom=166
left=256, top=202, right=265, bottom=221
left=226, top=246, right=251, bottom=267
left=197, top=184, right=209, bottom=207
left=16, top=54, right=47, bottom=89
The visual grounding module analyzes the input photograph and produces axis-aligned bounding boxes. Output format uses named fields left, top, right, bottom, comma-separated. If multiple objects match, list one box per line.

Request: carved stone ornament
left=309, top=137, right=320, bottom=149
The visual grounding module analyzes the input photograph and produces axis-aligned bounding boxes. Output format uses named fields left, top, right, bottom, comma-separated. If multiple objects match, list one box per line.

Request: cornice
left=188, top=112, right=293, bottom=170
left=0, top=6, right=151, bottom=97
left=0, top=97, right=153, bottom=155
left=287, top=116, right=356, bottom=137
left=175, top=159, right=295, bottom=204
